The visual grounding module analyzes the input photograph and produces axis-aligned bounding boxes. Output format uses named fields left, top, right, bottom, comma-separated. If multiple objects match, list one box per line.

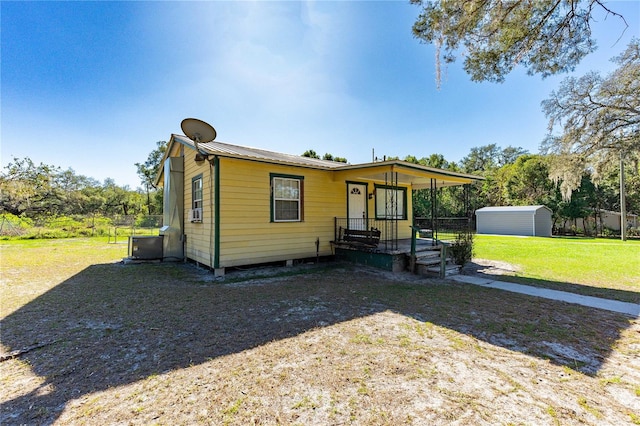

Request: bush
left=627, top=227, right=640, bottom=238
left=136, top=215, right=162, bottom=228
left=449, top=232, right=474, bottom=267
left=44, top=215, right=84, bottom=232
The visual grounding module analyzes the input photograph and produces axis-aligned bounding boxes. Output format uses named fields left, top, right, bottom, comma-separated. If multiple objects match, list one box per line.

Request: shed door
left=347, top=183, right=367, bottom=230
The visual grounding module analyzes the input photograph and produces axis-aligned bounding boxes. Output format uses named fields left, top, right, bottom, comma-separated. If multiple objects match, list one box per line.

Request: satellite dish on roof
left=181, top=118, right=216, bottom=165
left=181, top=118, right=217, bottom=144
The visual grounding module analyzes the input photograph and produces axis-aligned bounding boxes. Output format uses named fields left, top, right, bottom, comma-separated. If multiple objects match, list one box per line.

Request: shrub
left=601, top=227, right=619, bottom=237
left=449, top=232, right=474, bottom=267
left=136, top=215, right=162, bottom=228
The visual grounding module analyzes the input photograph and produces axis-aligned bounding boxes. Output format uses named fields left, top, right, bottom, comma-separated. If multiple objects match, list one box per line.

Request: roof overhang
left=332, top=161, right=483, bottom=188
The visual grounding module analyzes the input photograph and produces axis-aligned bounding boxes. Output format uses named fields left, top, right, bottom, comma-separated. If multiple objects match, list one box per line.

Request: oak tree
left=541, top=39, right=639, bottom=197
left=412, top=0, right=627, bottom=85
left=542, top=39, right=639, bottom=238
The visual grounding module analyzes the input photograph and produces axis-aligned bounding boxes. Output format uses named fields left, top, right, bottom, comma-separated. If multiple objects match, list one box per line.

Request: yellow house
left=156, top=134, right=482, bottom=276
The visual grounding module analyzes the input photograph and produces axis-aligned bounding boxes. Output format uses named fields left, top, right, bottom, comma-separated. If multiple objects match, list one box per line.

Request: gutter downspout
left=214, top=155, right=221, bottom=269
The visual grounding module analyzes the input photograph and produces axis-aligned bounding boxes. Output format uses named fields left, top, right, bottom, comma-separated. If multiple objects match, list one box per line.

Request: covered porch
left=332, top=233, right=455, bottom=276
left=330, top=160, right=482, bottom=276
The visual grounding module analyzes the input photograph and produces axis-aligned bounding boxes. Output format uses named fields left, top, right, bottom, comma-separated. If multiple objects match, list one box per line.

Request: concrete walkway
left=450, top=275, right=640, bottom=318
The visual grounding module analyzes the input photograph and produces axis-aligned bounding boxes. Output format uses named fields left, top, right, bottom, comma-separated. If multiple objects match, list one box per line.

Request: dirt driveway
left=1, top=256, right=639, bottom=425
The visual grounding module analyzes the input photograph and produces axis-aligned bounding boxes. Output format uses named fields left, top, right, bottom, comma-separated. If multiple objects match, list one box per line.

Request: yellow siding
left=217, top=157, right=343, bottom=267
left=183, top=150, right=215, bottom=266
left=178, top=147, right=414, bottom=269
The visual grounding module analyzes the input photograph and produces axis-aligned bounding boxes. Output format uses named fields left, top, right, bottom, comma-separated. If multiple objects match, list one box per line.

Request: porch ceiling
left=332, top=161, right=482, bottom=188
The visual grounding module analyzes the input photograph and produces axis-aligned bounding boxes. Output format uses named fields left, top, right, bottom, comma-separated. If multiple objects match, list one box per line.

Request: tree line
left=0, top=141, right=168, bottom=221
left=0, top=157, right=163, bottom=220
left=1, top=142, right=637, bottom=236
left=400, top=144, right=638, bottom=236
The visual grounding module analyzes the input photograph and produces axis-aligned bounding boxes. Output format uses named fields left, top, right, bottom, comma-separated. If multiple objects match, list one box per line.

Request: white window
left=192, top=175, right=203, bottom=210
left=272, top=175, right=303, bottom=222
left=188, top=208, right=202, bottom=223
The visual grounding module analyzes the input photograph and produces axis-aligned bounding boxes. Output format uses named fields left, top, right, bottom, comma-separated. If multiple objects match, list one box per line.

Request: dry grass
left=1, top=239, right=639, bottom=425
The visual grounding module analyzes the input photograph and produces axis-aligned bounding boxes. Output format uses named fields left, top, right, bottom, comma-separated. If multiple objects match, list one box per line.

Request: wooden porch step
left=414, top=247, right=442, bottom=258
left=415, top=257, right=441, bottom=267
left=415, top=245, right=441, bottom=253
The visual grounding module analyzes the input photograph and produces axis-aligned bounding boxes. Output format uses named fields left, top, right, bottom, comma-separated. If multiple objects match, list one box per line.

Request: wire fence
left=0, top=214, right=163, bottom=240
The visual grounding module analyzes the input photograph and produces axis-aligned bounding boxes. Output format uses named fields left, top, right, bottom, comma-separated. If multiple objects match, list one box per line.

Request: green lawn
left=473, top=235, right=640, bottom=302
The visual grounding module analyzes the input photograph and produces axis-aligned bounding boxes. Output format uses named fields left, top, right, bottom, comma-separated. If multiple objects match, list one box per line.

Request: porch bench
left=340, top=227, right=381, bottom=248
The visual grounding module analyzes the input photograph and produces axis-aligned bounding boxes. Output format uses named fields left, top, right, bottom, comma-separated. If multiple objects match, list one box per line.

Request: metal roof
left=172, top=134, right=345, bottom=169
left=475, top=206, right=550, bottom=213
left=157, top=134, right=484, bottom=188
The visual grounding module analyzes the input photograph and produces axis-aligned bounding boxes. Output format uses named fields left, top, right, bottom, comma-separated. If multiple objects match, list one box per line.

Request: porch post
left=464, top=183, right=471, bottom=235
left=430, top=178, right=437, bottom=245
left=393, top=170, right=398, bottom=250
left=410, top=225, right=420, bottom=273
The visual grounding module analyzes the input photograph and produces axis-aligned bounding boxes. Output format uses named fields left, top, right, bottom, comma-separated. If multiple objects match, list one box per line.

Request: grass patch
left=598, top=376, right=622, bottom=386
left=0, top=238, right=128, bottom=317
left=577, top=396, right=603, bottom=419
left=474, top=235, right=640, bottom=302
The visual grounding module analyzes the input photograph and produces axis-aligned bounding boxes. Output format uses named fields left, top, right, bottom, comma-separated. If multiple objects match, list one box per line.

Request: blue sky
left=2, top=1, right=639, bottom=189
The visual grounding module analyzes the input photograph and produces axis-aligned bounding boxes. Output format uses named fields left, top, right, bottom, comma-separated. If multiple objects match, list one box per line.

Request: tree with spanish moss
left=411, top=0, right=628, bottom=86
left=541, top=39, right=640, bottom=240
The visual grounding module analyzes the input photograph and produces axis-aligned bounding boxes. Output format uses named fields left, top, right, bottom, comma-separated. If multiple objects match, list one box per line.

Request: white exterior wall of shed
left=476, top=212, right=533, bottom=236
left=475, top=206, right=552, bottom=237
left=533, top=208, right=553, bottom=237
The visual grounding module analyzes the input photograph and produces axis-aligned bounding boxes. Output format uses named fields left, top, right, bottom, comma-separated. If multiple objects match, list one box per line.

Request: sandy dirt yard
left=1, top=242, right=639, bottom=425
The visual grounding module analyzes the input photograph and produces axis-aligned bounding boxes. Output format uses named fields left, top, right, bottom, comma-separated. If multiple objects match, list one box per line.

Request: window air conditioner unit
left=188, top=208, right=202, bottom=223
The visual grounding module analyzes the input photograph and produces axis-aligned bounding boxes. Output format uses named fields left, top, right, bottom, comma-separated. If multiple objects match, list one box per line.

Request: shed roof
left=476, top=205, right=550, bottom=213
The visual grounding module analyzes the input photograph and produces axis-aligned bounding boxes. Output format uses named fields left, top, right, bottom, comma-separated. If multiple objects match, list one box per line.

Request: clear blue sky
left=2, top=1, right=638, bottom=189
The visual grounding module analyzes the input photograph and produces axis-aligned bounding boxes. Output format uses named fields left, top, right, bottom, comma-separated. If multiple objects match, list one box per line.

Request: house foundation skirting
left=334, top=247, right=407, bottom=272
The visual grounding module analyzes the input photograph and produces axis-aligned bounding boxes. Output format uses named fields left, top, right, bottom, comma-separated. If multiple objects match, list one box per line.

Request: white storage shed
left=475, top=205, right=553, bottom=237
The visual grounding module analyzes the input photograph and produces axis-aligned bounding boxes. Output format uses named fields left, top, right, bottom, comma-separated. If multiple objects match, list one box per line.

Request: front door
left=347, top=183, right=367, bottom=230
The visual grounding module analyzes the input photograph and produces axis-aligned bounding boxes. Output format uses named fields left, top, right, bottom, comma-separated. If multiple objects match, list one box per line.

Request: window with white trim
left=271, top=174, right=303, bottom=222
left=192, top=175, right=203, bottom=210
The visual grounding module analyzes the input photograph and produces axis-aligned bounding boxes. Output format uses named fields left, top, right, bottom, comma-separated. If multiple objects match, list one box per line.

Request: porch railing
left=414, top=217, right=474, bottom=243
left=334, top=217, right=400, bottom=250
